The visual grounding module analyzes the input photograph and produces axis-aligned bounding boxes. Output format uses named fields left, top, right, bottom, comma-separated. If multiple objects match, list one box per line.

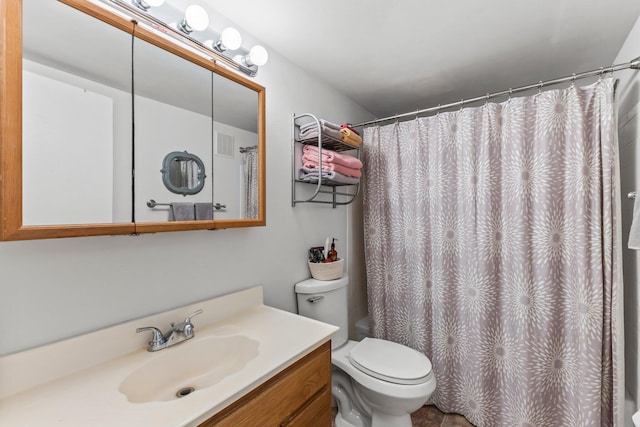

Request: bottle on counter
left=328, top=238, right=338, bottom=262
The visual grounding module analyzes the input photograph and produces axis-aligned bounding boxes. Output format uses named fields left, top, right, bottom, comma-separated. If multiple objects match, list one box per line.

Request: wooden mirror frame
left=0, top=0, right=266, bottom=241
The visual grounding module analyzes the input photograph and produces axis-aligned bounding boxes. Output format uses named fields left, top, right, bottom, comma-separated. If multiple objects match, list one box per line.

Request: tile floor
left=331, top=405, right=475, bottom=427
left=411, top=405, right=475, bottom=427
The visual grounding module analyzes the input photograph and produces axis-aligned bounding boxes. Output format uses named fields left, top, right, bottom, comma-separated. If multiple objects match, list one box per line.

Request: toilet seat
left=348, top=338, right=432, bottom=385
left=332, top=340, right=436, bottom=402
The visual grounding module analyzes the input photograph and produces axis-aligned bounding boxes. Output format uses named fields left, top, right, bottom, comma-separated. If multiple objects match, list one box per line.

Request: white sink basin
left=119, top=335, right=259, bottom=403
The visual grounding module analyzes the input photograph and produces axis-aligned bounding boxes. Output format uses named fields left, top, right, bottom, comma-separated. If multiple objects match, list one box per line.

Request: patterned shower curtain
left=362, top=79, right=621, bottom=426
left=242, top=148, right=258, bottom=219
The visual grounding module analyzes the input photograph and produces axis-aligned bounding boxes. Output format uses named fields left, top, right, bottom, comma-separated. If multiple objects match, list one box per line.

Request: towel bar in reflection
left=146, top=199, right=227, bottom=211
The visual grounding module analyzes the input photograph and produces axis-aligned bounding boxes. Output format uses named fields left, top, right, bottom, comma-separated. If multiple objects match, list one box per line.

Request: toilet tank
left=355, top=316, right=370, bottom=341
left=295, top=275, right=349, bottom=348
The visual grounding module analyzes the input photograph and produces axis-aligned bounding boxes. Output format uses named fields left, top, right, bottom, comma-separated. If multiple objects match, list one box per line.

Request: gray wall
left=616, top=14, right=640, bottom=410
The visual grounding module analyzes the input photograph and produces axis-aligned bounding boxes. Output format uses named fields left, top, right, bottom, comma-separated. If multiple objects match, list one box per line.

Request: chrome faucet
left=136, top=309, right=203, bottom=352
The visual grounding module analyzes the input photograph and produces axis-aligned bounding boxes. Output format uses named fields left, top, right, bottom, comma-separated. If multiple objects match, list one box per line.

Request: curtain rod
left=354, top=55, right=640, bottom=128
left=239, top=145, right=258, bottom=153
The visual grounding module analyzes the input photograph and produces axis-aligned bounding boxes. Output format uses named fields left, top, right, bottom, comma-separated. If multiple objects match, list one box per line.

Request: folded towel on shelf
left=341, top=136, right=360, bottom=148
left=299, top=119, right=343, bottom=142
left=299, top=126, right=342, bottom=141
left=301, top=158, right=362, bottom=178
left=339, top=128, right=362, bottom=147
left=340, top=123, right=360, bottom=136
left=299, top=119, right=341, bottom=133
left=295, top=141, right=305, bottom=170
left=168, top=202, right=194, bottom=221
left=302, top=144, right=363, bottom=169
left=295, top=142, right=361, bottom=184
left=194, top=202, right=213, bottom=220
left=297, top=167, right=360, bottom=185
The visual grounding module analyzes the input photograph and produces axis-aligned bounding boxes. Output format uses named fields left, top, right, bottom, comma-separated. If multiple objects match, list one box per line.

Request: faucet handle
left=182, top=309, right=203, bottom=339
left=184, top=309, right=203, bottom=324
left=136, top=326, right=166, bottom=351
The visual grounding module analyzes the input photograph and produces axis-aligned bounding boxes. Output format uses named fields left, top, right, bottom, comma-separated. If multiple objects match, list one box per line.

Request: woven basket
left=308, top=258, right=344, bottom=281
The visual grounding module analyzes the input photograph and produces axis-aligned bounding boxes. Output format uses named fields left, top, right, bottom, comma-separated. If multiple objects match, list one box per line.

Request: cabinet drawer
left=200, top=341, right=331, bottom=427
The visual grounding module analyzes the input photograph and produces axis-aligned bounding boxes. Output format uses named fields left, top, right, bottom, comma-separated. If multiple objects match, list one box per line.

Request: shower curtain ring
left=459, top=98, right=465, bottom=111
left=537, top=81, right=543, bottom=95
left=484, top=93, right=490, bottom=106
left=508, top=88, right=513, bottom=101
left=571, top=73, right=576, bottom=87
left=436, top=104, right=441, bottom=116
left=598, top=67, right=604, bottom=81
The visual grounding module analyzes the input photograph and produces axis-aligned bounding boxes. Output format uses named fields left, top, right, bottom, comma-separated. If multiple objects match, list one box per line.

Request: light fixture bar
left=132, top=0, right=151, bottom=11
left=97, top=0, right=259, bottom=76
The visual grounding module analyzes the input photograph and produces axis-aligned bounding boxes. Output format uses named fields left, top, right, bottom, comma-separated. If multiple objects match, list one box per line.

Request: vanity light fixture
left=206, top=27, right=242, bottom=52
left=235, top=45, right=269, bottom=67
left=132, top=0, right=165, bottom=11
left=178, top=4, right=209, bottom=34
left=100, top=0, right=269, bottom=76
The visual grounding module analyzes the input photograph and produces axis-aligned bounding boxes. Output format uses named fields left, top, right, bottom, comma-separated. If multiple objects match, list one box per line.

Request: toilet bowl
left=295, top=276, right=436, bottom=427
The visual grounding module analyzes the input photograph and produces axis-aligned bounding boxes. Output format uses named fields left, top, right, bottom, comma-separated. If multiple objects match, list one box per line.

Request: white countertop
left=0, top=286, right=337, bottom=426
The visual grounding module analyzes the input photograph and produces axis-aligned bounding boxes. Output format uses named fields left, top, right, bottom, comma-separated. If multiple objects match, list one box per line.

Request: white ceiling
left=202, top=0, right=640, bottom=119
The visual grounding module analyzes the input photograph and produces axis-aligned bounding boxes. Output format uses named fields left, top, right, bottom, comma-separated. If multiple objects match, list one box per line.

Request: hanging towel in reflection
left=629, top=196, right=640, bottom=249
left=168, top=202, right=194, bottom=221
left=194, top=203, right=213, bottom=220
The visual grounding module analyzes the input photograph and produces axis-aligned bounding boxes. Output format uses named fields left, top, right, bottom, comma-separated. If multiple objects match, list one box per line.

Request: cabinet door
left=200, top=341, right=331, bottom=427
left=283, top=386, right=332, bottom=427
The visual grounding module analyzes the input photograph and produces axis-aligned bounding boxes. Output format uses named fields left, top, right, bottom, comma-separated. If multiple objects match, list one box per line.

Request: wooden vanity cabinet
left=200, top=341, right=332, bottom=427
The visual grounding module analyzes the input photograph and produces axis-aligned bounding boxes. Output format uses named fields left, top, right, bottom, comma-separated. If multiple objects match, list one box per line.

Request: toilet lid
left=348, top=338, right=432, bottom=385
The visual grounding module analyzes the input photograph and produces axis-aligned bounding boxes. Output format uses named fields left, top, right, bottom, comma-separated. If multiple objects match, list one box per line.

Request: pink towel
left=302, top=145, right=363, bottom=169
left=302, top=158, right=362, bottom=178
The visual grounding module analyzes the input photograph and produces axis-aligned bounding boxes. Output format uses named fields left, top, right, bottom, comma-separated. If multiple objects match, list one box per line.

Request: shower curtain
left=362, top=79, right=622, bottom=426
left=242, top=148, right=259, bottom=219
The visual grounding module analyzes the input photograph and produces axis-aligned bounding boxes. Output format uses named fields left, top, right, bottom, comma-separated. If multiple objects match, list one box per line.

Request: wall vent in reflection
left=215, top=132, right=235, bottom=158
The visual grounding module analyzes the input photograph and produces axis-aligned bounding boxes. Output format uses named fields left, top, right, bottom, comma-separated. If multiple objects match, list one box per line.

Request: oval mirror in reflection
left=161, top=151, right=206, bottom=195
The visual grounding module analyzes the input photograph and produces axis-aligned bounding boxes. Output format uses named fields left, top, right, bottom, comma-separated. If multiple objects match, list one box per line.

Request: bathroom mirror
left=132, top=34, right=214, bottom=225
left=161, top=152, right=206, bottom=196
left=0, top=0, right=136, bottom=240
left=212, top=73, right=260, bottom=220
left=0, top=0, right=266, bottom=240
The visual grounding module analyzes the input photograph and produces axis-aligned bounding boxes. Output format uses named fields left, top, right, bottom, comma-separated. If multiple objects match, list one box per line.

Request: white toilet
left=295, top=275, right=436, bottom=427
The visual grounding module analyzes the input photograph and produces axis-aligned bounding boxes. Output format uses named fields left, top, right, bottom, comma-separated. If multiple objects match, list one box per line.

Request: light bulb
left=247, top=45, right=268, bottom=67
left=220, top=27, right=242, bottom=51
left=183, top=5, right=209, bottom=32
